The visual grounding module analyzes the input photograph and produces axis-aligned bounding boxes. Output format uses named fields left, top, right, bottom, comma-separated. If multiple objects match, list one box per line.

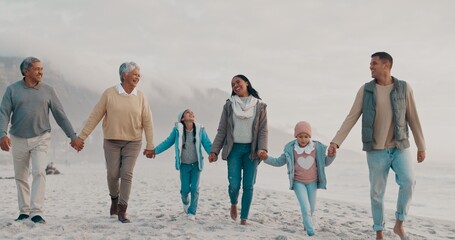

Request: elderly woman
left=72, top=62, right=154, bottom=223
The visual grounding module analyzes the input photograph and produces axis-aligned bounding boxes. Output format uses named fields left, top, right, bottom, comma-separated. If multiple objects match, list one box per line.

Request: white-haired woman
left=73, top=62, right=155, bottom=223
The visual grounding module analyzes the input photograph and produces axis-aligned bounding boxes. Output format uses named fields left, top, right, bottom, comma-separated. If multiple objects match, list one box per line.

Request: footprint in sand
left=275, top=235, right=288, bottom=240
left=281, top=227, right=296, bottom=233
left=204, top=225, right=222, bottom=232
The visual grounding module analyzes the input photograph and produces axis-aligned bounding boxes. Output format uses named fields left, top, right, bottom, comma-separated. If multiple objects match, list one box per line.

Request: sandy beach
left=1, top=1, right=455, bottom=239
left=1, top=156, right=454, bottom=240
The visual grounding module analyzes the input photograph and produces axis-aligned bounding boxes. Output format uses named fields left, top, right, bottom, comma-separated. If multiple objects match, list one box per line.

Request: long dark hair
left=231, top=74, right=261, bottom=100
left=180, top=113, right=196, bottom=149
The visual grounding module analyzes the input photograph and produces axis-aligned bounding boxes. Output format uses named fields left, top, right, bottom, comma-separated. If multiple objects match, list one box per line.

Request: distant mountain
left=0, top=56, right=101, bottom=125
left=0, top=57, right=291, bottom=163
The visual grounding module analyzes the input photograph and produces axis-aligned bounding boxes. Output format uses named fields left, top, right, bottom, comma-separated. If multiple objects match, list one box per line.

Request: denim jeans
left=11, top=132, right=51, bottom=217
left=366, top=148, right=415, bottom=231
left=103, top=139, right=142, bottom=205
left=293, top=181, right=318, bottom=235
left=227, top=143, right=259, bottom=220
left=180, top=162, right=200, bottom=215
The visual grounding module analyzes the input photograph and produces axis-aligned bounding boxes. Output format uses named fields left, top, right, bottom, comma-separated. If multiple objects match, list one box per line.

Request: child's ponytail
left=181, top=122, right=196, bottom=149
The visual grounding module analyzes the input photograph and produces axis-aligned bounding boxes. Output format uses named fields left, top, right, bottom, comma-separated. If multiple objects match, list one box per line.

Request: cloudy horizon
left=1, top=0, right=454, bottom=160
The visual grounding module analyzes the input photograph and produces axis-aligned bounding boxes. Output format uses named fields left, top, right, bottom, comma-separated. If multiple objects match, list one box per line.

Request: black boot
left=110, top=196, right=118, bottom=217
left=118, top=203, right=131, bottom=223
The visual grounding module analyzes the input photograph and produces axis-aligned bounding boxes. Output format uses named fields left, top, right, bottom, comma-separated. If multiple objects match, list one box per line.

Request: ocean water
left=256, top=149, right=455, bottom=222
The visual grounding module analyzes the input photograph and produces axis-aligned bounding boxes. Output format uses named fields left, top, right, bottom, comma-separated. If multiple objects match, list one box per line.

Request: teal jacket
left=154, top=122, right=212, bottom=171
left=264, top=140, right=335, bottom=190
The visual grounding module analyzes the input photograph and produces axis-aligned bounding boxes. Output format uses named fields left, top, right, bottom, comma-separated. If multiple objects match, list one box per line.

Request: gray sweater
left=0, top=80, right=76, bottom=140
left=210, top=99, right=268, bottom=160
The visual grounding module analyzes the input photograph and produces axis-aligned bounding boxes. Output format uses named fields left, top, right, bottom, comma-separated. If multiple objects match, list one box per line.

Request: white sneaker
left=187, top=214, right=196, bottom=221
left=183, top=203, right=189, bottom=213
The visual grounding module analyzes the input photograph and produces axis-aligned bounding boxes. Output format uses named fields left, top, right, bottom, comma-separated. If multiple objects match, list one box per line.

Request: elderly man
left=328, top=52, right=426, bottom=240
left=72, top=62, right=155, bottom=223
left=0, top=57, right=82, bottom=224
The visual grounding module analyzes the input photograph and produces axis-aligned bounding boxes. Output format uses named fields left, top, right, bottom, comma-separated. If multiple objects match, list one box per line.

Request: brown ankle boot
left=118, top=203, right=131, bottom=223
left=230, top=205, right=238, bottom=220
left=110, top=197, right=118, bottom=217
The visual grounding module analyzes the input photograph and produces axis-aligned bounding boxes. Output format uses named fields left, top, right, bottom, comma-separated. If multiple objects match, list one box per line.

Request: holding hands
left=328, top=143, right=338, bottom=157
left=143, top=149, right=155, bottom=158
left=208, top=153, right=217, bottom=163
left=257, top=149, right=267, bottom=160
left=70, top=137, right=84, bottom=152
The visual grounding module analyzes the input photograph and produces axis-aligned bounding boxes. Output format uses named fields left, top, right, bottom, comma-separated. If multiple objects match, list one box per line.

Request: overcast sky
left=1, top=0, right=454, bottom=158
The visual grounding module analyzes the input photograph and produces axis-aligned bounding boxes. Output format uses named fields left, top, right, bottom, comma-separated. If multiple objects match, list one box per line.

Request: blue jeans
left=227, top=143, right=259, bottom=220
left=366, top=148, right=415, bottom=231
left=293, top=181, right=317, bottom=235
left=180, top=163, right=200, bottom=215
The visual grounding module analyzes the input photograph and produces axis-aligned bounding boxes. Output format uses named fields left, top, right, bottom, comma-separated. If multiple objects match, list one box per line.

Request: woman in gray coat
left=208, top=74, right=268, bottom=225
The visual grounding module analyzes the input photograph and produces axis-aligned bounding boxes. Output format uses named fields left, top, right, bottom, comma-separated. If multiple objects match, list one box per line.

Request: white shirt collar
left=116, top=83, right=137, bottom=96
left=294, top=140, right=314, bottom=154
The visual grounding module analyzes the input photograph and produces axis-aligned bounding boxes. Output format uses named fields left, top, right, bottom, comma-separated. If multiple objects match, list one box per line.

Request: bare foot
left=376, top=230, right=384, bottom=240
left=393, top=220, right=409, bottom=240
left=230, top=205, right=238, bottom=220
left=240, top=219, right=247, bottom=225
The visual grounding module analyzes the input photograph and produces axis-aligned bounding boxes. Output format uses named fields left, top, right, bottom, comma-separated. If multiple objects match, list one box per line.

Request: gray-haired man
left=0, top=57, right=82, bottom=223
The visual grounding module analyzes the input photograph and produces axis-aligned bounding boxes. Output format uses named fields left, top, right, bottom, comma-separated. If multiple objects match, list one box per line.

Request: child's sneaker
left=187, top=214, right=196, bottom=221
left=183, top=203, right=189, bottom=214
left=307, top=227, right=315, bottom=236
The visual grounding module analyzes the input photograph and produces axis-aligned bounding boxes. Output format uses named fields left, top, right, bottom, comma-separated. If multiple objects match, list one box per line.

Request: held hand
left=0, top=136, right=11, bottom=151
left=417, top=150, right=425, bottom=163
left=208, top=153, right=217, bottom=163
left=328, top=143, right=338, bottom=157
left=70, top=137, right=84, bottom=152
left=257, top=149, right=267, bottom=160
left=143, top=149, right=155, bottom=158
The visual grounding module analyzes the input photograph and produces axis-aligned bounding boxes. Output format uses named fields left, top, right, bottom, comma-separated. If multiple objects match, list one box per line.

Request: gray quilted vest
left=362, top=77, right=410, bottom=151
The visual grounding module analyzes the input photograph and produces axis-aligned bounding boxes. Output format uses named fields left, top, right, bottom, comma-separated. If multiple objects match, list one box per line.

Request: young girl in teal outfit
left=263, top=121, right=336, bottom=236
left=153, top=109, right=212, bottom=220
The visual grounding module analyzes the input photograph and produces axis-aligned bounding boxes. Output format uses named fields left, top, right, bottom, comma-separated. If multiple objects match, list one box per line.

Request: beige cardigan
left=79, top=86, right=154, bottom=149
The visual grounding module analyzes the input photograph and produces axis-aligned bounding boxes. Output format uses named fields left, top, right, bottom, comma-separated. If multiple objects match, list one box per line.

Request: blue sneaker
left=307, top=230, right=315, bottom=236
left=31, top=215, right=46, bottom=224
